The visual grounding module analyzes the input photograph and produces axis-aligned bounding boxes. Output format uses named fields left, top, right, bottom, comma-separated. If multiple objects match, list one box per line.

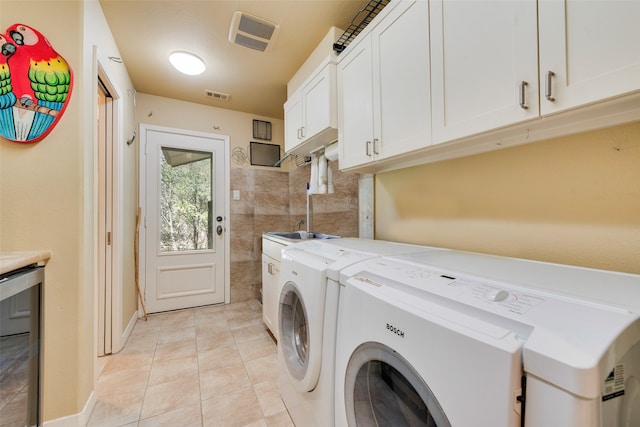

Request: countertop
left=0, top=251, right=52, bottom=275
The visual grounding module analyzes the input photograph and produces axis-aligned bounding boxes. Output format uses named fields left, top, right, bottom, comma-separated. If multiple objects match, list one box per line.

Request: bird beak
left=9, top=30, right=24, bottom=46
left=1, top=42, right=16, bottom=56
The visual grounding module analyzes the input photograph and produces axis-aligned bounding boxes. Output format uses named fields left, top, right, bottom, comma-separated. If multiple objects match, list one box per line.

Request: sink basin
left=265, top=231, right=340, bottom=241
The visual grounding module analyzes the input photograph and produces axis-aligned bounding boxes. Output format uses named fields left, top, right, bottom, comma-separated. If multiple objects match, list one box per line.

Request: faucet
left=306, top=183, right=311, bottom=233
left=295, top=220, right=305, bottom=231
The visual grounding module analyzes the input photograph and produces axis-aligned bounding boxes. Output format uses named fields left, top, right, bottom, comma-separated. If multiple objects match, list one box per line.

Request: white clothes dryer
left=334, top=250, right=640, bottom=427
left=277, top=238, right=445, bottom=427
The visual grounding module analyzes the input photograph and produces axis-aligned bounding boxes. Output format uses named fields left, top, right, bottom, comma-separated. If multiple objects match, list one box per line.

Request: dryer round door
left=279, top=280, right=321, bottom=391
left=344, top=342, right=451, bottom=427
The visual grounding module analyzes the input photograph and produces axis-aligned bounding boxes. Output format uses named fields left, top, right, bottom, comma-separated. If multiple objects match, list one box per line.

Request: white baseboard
left=118, top=309, right=138, bottom=352
left=44, top=391, right=96, bottom=427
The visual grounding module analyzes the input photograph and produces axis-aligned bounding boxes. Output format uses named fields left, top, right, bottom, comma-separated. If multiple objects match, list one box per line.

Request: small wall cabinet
left=284, top=56, right=338, bottom=155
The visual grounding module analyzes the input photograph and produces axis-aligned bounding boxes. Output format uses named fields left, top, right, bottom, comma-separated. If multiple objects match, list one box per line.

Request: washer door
left=344, top=342, right=451, bottom=427
left=279, top=280, right=317, bottom=391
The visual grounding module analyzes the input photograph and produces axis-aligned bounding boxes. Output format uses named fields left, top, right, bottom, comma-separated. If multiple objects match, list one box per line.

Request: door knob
left=216, top=225, right=223, bottom=236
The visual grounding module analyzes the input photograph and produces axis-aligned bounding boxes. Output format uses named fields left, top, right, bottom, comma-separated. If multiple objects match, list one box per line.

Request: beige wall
left=376, top=121, right=640, bottom=274
left=1, top=0, right=139, bottom=421
left=0, top=0, right=90, bottom=421
left=135, top=93, right=285, bottom=171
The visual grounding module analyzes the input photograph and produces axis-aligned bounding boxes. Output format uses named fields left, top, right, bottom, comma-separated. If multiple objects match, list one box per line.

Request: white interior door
left=142, top=126, right=227, bottom=313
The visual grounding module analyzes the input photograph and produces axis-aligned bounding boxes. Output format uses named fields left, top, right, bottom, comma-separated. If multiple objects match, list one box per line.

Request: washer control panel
left=347, top=258, right=546, bottom=317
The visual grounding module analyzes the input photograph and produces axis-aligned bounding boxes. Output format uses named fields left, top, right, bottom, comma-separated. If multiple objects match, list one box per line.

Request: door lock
left=216, top=216, right=223, bottom=222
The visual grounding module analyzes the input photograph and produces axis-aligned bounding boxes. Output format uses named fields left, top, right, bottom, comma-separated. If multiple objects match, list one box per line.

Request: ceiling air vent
left=228, top=11, right=280, bottom=52
left=205, top=90, right=230, bottom=101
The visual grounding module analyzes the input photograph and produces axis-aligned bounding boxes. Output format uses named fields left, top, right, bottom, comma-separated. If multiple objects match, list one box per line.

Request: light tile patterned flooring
left=88, top=300, right=294, bottom=427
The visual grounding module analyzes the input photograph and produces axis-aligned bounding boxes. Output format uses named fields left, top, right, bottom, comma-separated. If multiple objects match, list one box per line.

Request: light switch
left=233, top=190, right=240, bottom=200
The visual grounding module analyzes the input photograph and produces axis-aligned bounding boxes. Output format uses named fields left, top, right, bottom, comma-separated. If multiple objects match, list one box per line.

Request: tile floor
left=88, top=300, right=294, bottom=427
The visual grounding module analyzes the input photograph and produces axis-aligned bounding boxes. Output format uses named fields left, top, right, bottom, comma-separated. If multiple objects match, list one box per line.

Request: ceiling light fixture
left=169, top=51, right=206, bottom=75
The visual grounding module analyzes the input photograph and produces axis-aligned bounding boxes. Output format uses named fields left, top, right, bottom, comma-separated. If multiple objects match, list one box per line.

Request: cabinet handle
left=366, top=141, right=372, bottom=157
left=300, top=126, right=305, bottom=138
left=268, top=263, right=273, bottom=275
left=519, top=81, right=528, bottom=110
left=297, top=128, right=302, bottom=139
left=545, top=71, right=555, bottom=102
left=373, top=138, right=380, bottom=155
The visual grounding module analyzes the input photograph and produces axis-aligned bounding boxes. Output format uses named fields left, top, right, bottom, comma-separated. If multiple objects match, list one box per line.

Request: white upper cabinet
left=430, top=0, right=539, bottom=144
left=336, top=0, right=640, bottom=172
left=284, top=58, right=338, bottom=155
left=538, top=0, right=640, bottom=115
left=338, top=0, right=431, bottom=170
left=431, top=0, right=640, bottom=145
left=284, top=91, right=303, bottom=152
left=338, top=35, right=375, bottom=169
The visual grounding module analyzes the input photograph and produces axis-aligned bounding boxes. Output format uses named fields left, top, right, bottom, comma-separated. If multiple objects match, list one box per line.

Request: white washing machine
left=334, top=250, right=640, bottom=427
left=277, top=238, right=446, bottom=427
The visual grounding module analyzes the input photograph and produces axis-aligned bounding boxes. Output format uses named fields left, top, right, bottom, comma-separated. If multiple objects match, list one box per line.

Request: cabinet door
left=302, top=64, right=336, bottom=141
left=338, top=34, right=375, bottom=169
left=430, top=0, right=538, bottom=144
left=539, top=0, right=640, bottom=115
left=374, top=0, right=431, bottom=159
left=261, top=255, right=278, bottom=339
left=284, top=91, right=302, bottom=153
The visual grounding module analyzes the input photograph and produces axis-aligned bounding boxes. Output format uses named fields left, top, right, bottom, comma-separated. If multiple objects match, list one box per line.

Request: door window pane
left=160, top=147, right=213, bottom=252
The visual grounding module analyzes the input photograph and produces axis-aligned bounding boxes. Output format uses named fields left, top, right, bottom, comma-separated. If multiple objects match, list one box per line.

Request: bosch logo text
left=386, top=323, right=404, bottom=338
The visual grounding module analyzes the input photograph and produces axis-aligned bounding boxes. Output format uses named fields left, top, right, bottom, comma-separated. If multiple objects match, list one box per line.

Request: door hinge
left=107, top=231, right=112, bottom=245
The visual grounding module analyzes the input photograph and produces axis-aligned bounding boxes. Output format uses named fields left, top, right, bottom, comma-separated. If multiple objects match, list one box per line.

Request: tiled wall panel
left=230, top=161, right=359, bottom=302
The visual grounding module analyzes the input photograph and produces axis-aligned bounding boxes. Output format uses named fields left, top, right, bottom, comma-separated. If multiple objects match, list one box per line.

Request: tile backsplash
left=230, top=161, right=359, bottom=302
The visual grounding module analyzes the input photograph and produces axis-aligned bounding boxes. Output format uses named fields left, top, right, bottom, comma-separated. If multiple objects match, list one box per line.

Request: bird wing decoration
left=0, top=23, right=73, bottom=144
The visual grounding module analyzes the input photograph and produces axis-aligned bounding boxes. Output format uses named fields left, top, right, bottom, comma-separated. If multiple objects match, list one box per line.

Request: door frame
left=97, top=76, right=114, bottom=356
left=138, top=124, right=231, bottom=313
left=95, top=56, right=125, bottom=354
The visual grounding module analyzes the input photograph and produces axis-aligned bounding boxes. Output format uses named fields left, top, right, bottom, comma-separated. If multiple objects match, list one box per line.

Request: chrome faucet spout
left=295, top=220, right=305, bottom=231
left=306, top=183, right=311, bottom=233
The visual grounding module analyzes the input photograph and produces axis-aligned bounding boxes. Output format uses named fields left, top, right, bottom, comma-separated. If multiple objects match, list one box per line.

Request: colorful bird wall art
left=0, top=23, right=73, bottom=144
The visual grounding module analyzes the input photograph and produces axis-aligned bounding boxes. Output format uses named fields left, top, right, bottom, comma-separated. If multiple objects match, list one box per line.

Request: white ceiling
left=99, top=0, right=369, bottom=120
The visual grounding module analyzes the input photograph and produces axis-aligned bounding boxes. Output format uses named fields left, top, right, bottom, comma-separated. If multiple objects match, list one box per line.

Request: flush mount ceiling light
left=169, top=51, right=206, bottom=75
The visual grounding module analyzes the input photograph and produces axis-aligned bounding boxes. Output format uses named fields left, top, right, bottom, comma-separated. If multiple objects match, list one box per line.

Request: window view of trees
left=160, top=149, right=213, bottom=252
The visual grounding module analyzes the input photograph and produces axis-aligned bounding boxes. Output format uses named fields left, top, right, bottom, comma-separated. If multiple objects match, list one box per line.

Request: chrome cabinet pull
left=366, top=140, right=372, bottom=157
left=300, top=126, right=305, bottom=138
left=545, top=71, right=555, bottom=101
left=519, top=81, right=529, bottom=110
left=373, top=138, right=380, bottom=155
left=297, top=128, right=302, bottom=139
left=268, top=263, right=273, bottom=275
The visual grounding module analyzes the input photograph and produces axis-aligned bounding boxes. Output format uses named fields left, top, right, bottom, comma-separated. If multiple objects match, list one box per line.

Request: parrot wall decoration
left=0, top=23, right=73, bottom=144
left=0, top=34, right=17, bottom=140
